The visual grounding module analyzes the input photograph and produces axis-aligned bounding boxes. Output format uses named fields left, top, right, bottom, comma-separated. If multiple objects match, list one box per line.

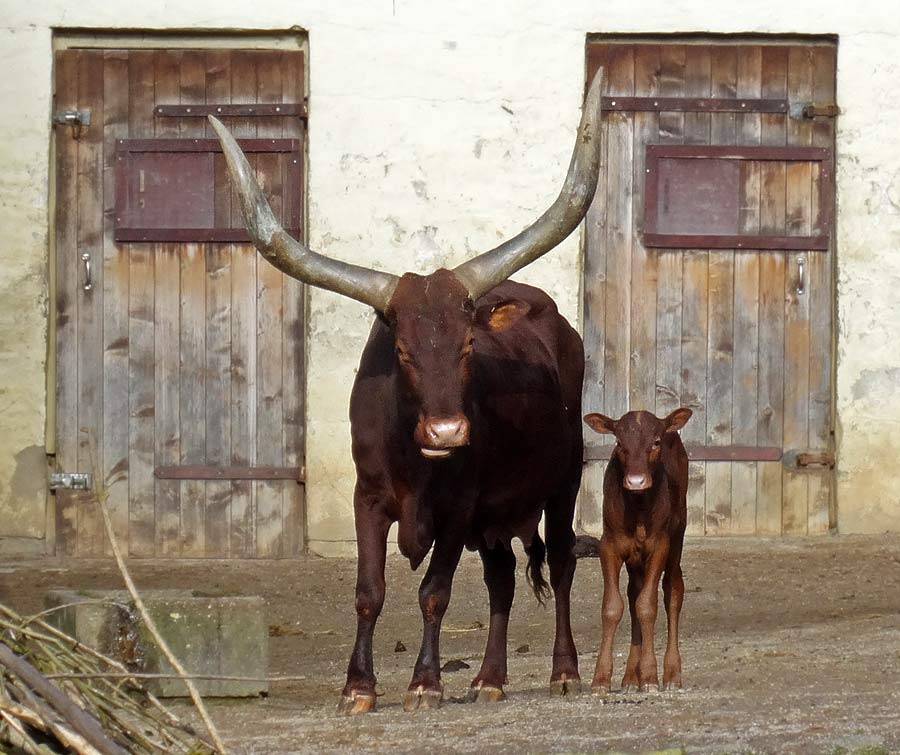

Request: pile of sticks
left=0, top=604, right=214, bottom=754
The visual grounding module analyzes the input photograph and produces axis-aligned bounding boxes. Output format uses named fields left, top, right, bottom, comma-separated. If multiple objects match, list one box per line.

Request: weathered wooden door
left=580, top=37, right=837, bottom=536
left=53, top=47, right=307, bottom=557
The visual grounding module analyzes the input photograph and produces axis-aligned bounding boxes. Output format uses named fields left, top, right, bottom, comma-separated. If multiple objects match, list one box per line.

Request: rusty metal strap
left=155, top=103, right=307, bottom=119
left=602, top=96, right=788, bottom=114
left=585, top=446, right=783, bottom=462
left=154, top=466, right=305, bottom=481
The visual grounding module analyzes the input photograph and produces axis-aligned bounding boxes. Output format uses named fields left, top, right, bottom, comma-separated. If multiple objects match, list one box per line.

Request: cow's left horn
left=452, top=69, right=604, bottom=301
left=209, top=116, right=399, bottom=312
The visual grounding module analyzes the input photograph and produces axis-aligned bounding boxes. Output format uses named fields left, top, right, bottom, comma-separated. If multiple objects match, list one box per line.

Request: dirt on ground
left=2, top=535, right=900, bottom=755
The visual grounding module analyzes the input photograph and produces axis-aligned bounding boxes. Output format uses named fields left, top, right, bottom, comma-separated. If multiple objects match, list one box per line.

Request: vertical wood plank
left=102, top=50, right=130, bottom=556
left=731, top=46, right=762, bottom=534
left=782, top=46, right=815, bottom=535
left=127, top=49, right=157, bottom=557
left=75, top=50, right=106, bottom=557
left=580, top=44, right=609, bottom=533
left=655, top=45, right=685, bottom=422
left=602, top=45, right=634, bottom=422
left=705, top=47, right=738, bottom=534
left=178, top=50, right=208, bottom=557
left=254, top=51, right=286, bottom=557
left=229, top=51, right=259, bottom=557
left=629, top=45, right=660, bottom=414
left=807, top=44, right=837, bottom=533
left=153, top=50, right=183, bottom=556
left=756, top=46, right=788, bottom=535
left=204, top=50, right=234, bottom=557
left=54, top=50, right=80, bottom=557
left=282, top=51, right=307, bottom=556
left=680, top=46, right=711, bottom=535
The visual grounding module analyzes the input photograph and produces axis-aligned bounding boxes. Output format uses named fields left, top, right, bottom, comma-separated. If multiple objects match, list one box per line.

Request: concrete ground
left=1, top=535, right=899, bottom=755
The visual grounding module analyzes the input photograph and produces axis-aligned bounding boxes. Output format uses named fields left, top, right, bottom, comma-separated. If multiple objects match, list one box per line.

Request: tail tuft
left=525, top=534, right=552, bottom=605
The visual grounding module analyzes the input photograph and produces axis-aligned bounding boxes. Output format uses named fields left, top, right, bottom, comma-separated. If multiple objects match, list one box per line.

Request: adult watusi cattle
left=209, top=69, right=604, bottom=714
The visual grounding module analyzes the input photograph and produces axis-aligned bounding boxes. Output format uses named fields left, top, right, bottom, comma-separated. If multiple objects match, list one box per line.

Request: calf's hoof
left=402, top=685, right=443, bottom=712
left=590, top=683, right=610, bottom=697
left=661, top=679, right=683, bottom=692
left=639, top=681, right=660, bottom=695
left=337, top=691, right=377, bottom=716
left=549, top=673, right=582, bottom=697
left=467, top=681, right=506, bottom=703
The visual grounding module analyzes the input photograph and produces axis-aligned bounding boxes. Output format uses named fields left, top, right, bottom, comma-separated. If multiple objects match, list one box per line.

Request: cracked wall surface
left=1, top=1, right=899, bottom=553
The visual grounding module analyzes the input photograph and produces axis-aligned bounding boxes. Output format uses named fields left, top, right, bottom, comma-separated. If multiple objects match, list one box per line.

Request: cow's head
left=209, top=70, right=603, bottom=458
left=385, top=269, right=530, bottom=457
left=583, top=409, right=692, bottom=491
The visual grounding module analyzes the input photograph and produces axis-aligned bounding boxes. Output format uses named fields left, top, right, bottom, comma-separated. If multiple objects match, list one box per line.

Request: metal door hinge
left=791, top=102, right=841, bottom=119
left=52, top=109, right=91, bottom=138
left=49, top=472, right=92, bottom=491
left=783, top=450, right=835, bottom=471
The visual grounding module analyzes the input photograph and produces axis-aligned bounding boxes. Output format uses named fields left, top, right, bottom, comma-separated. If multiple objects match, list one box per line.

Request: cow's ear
left=475, top=299, right=530, bottom=332
left=664, top=407, right=693, bottom=433
left=584, top=413, right=617, bottom=435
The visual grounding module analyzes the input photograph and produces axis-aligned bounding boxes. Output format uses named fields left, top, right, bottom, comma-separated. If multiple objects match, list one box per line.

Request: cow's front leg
left=468, top=542, right=515, bottom=703
left=621, top=566, right=643, bottom=691
left=339, top=486, right=392, bottom=715
left=404, top=532, right=464, bottom=711
left=662, top=539, right=685, bottom=691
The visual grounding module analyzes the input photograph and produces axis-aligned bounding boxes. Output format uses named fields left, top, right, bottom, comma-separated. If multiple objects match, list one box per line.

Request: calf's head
left=209, top=70, right=604, bottom=459
left=583, top=409, right=692, bottom=491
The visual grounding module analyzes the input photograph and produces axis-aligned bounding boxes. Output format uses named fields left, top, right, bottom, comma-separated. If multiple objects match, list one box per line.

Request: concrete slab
left=45, top=589, right=268, bottom=697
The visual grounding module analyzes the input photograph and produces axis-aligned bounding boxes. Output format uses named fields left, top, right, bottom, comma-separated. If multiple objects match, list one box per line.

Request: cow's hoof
left=639, top=682, right=660, bottom=695
left=402, top=685, right=443, bottom=712
left=337, top=691, right=377, bottom=716
left=467, top=682, right=506, bottom=703
left=620, top=683, right=639, bottom=694
left=661, top=680, right=683, bottom=693
left=590, top=683, right=610, bottom=697
left=549, top=673, right=582, bottom=697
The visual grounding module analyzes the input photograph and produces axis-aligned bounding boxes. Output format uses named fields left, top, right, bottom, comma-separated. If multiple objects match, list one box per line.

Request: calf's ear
left=475, top=299, right=530, bottom=332
left=664, top=407, right=693, bottom=433
left=584, top=413, right=617, bottom=435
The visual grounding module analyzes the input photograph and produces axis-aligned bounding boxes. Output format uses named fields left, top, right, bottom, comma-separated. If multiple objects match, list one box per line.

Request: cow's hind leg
left=404, top=533, right=464, bottom=711
left=468, top=542, right=516, bottom=703
left=545, top=485, right=582, bottom=696
left=339, top=487, right=392, bottom=715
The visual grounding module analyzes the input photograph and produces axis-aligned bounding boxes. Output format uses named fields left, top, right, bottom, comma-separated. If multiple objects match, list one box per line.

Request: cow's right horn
left=209, top=116, right=399, bottom=312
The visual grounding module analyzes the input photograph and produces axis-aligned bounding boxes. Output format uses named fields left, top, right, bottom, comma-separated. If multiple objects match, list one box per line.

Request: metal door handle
left=82, top=253, right=92, bottom=291
left=796, top=256, right=805, bottom=296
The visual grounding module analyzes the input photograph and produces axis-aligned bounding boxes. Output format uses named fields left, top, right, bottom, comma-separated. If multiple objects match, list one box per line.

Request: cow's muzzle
left=419, top=415, right=470, bottom=459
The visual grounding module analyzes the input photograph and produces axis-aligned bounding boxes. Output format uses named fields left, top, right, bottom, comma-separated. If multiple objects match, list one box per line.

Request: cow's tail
left=525, top=534, right=552, bottom=605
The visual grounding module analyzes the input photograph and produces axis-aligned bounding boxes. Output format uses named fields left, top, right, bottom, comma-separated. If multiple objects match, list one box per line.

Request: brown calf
left=582, top=408, right=692, bottom=694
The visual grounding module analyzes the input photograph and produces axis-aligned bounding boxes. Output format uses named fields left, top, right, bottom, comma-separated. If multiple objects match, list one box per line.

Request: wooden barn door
left=580, top=37, right=837, bottom=536
left=52, top=47, right=307, bottom=557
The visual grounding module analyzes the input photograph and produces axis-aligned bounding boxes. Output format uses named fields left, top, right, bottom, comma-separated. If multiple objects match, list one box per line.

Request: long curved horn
left=453, top=69, right=604, bottom=300
left=209, top=116, right=399, bottom=312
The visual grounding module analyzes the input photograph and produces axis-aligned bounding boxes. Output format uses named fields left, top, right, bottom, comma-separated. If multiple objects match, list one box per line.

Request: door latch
left=783, top=450, right=835, bottom=471
left=790, top=102, right=840, bottom=119
left=49, top=472, right=93, bottom=491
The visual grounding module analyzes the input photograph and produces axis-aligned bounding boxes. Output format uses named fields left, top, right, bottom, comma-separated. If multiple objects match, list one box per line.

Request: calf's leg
left=468, top=542, right=516, bottom=702
left=591, top=536, right=623, bottom=694
left=339, top=488, right=392, bottom=715
left=662, top=545, right=685, bottom=690
left=621, top=566, right=643, bottom=691
left=404, top=533, right=464, bottom=711
left=634, top=543, right=669, bottom=692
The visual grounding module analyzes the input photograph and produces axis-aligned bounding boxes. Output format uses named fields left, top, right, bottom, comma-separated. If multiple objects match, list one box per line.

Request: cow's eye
left=396, top=345, right=413, bottom=363
left=652, top=438, right=661, bottom=448
left=460, top=339, right=475, bottom=358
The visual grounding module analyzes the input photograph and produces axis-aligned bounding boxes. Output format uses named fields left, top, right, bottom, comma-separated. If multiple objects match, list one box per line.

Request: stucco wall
left=1, top=0, right=898, bottom=555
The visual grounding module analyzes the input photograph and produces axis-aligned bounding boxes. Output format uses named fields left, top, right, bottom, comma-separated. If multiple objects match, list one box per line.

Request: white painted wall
left=1, top=0, right=899, bottom=555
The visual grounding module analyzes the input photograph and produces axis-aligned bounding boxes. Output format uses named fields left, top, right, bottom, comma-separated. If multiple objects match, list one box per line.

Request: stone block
left=45, top=589, right=267, bottom=698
